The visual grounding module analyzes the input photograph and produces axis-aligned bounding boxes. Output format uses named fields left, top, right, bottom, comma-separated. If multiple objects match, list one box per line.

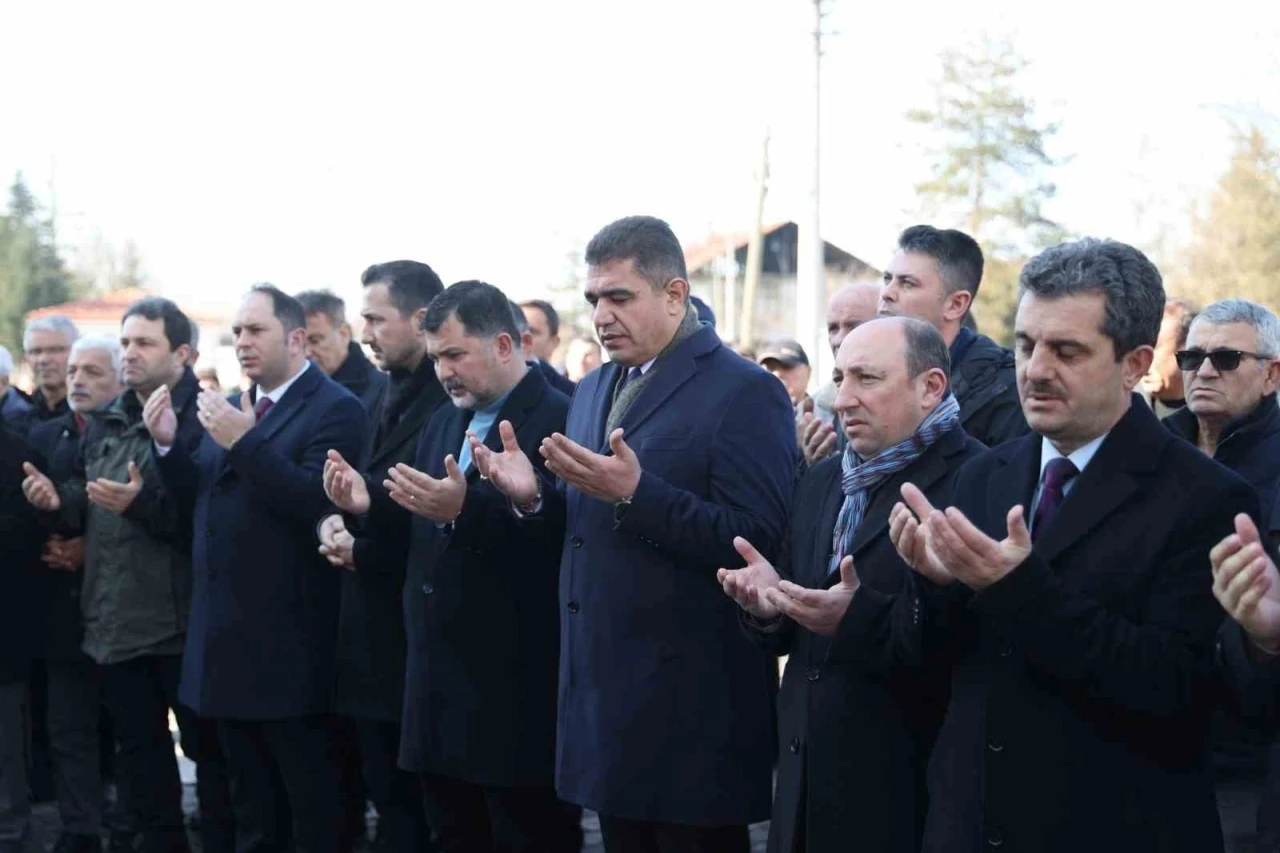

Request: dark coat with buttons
left=157, top=364, right=369, bottom=719
left=28, top=412, right=87, bottom=662
left=333, top=362, right=449, bottom=722
left=527, top=325, right=797, bottom=825
left=0, top=422, right=42, bottom=684
left=749, top=426, right=985, bottom=853
left=841, top=400, right=1257, bottom=853
left=366, top=367, right=568, bottom=785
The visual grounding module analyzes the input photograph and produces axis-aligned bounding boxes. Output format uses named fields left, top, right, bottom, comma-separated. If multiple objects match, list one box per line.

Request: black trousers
left=597, top=815, right=750, bottom=853
left=219, top=716, right=344, bottom=853
left=418, top=772, right=576, bottom=853
left=99, top=654, right=192, bottom=851
left=353, top=718, right=429, bottom=851
left=44, top=657, right=104, bottom=836
left=99, top=654, right=234, bottom=853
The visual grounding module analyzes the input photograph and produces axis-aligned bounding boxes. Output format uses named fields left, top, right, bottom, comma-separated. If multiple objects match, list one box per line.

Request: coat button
left=789, top=737, right=800, bottom=754
left=567, top=601, right=580, bottom=614
left=806, top=667, right=821, bottom=682
left=987, top=740, right=1004, bottom=753
left=421, top=584, right=435, bottom=595
left=570, top=535, right=583, bottom=548
left=987, top=829, right=1003, bottom=847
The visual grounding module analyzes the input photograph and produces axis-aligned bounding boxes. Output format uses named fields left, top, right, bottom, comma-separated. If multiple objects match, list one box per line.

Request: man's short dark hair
left=423, top=281, right=521, bottom=346
left=509, top=299, right=530, bottom=334
left=295, top=290, right=347, bottom=328
left=585, top=216, right=689, bottom=294
left=361, top=260, right=446, bottom=317
left=897, top=225, right=985, bottom=299
left=519, top=299, right=560, bottom=337
left=1018, top=238, right=1165, bottom=359
left=901, top=317, right=952, bottom=385
left=1165, top=298, right=1199, bottom=349
left=249, top=284, right=306, bottom=333
left=122, top=296, right=195, bottom=351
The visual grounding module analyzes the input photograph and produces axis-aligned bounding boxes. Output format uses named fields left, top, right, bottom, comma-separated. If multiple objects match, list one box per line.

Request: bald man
left=800, top=282, right=881, bottom=466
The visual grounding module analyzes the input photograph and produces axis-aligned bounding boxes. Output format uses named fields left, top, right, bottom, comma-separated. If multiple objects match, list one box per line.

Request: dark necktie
left=254, top=396, right=275, bottom=421
left=613, top=366, right=643, bottom=400
left=1032, top=457, right=1078, bottom=541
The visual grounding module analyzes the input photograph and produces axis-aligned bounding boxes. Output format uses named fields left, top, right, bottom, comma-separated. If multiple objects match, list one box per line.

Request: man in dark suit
left=878, top=239, right=1257, bottom=852
left=325, top=280, right=573, bottom=851
left=146, top=285, right=369, bottom=853
left=719, top=317, right=986, bottom=853
left=519, top=298, right=576, bottom=397
left=481, top=216, right=796, bottom=853
left=0, top=423, right=44, bottom=853
left=297, top=289, right=390, bottom=418
left=315, top=260, right=445, bottom=853
left=27, top=337, right=122, bottom=853
left=879, top=225, right=1029, bottom=447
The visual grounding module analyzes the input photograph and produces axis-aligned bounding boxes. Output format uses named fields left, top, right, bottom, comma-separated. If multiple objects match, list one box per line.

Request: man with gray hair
left=26, top=335, right=122, bottom=853
left=1161, top=298, right=1280, bottom=852
left=0, top=345, right=34, bottom=430
left=23, top=315, right=81, bottom=426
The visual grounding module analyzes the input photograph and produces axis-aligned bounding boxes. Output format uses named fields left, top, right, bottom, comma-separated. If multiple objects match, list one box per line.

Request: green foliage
left=908, top=35, right=1063, bottom=344
left=1173, top=128, right=1280, bottom=310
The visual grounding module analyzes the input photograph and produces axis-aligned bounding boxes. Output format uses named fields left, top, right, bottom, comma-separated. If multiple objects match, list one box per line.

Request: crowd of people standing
left=1, top=215, right=1279, bottom=853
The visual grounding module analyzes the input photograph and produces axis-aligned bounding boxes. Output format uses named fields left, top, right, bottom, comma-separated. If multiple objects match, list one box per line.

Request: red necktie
left=254, top=396, right=274, bottom=421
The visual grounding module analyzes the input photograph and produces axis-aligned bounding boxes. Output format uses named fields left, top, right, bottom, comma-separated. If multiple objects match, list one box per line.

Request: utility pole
left=795, top=0, right=826, bottom=371
left=739, top=128, right=770, bottom=348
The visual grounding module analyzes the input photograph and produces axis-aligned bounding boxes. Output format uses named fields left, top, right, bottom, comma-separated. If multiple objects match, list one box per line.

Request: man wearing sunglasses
left=1163, top=299, right=1280, bottom=853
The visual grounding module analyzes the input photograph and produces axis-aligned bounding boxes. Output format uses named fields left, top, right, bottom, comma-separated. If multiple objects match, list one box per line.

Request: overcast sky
left=3, top=0, right=1277, bottom=316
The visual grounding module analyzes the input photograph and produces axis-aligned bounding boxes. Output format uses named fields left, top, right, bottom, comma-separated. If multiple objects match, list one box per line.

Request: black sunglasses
left=1175, top=348, right=1273, bottom=372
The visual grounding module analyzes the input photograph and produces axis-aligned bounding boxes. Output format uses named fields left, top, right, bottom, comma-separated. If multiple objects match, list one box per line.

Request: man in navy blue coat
left=326, top=280, right=575, bottom=852
left=481, top=217, right=796, bottom=853
left=147, top=285, right=369, bottom=853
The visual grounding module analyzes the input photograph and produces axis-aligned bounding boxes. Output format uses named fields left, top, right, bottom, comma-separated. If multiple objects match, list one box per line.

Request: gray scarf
left=606, top=305, right=702, bottom=435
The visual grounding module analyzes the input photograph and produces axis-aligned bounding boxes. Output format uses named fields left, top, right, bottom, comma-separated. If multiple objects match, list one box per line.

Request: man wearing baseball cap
left=759, top=340, right=812, bottom=408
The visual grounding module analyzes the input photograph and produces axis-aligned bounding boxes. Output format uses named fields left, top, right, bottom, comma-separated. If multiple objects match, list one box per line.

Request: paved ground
left=29, top=759, right=769, bottom=852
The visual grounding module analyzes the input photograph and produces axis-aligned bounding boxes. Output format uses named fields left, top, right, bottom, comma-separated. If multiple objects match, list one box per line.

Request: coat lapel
left=847, top=428, right=966, bottom=562
left=369, top=380, right=447, bottom=472
left=467, top=368, right=546, bottom=483
left=589, top=364, right=621, bottom=451
left=217, top=365, right=321, bottom=482
left=602, top=327, right=719, bottom=452
left=1033, top=400, right=1162, bottom=563
left=806, top=463, right=846, bottom=587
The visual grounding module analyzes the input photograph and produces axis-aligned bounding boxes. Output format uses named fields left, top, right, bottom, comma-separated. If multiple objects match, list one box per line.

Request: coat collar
left=368, top=373, right=448, bottom=471
left=431, top=366, right=550, bottom=481
left=587, top=324, right=721, bottom=451
left=994, top=394, right=1166, bottom=562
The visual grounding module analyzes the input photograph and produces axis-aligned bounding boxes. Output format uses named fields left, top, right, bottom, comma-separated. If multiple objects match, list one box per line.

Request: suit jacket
left=333, top=341, right=389, bottom=420
left=751, top=426, right=986, bottom=853
left=534, top=358, right=576, bottom=398
left=158, top=363, right=369, bottom=719
left=28, top=413, right=87, bottom=662
left=899, top=399, right=1258, bottom=853
left=334, top=369, right=449, bottom=721
left=365, top=367, right=568, bottom=785
left=0, top=422, right=42, bottom=683
left=530, top=324, right=797, bottom=824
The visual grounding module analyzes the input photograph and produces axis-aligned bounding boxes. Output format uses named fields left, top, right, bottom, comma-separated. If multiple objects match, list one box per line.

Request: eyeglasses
left=1175, top=349, right=1274, bottom=372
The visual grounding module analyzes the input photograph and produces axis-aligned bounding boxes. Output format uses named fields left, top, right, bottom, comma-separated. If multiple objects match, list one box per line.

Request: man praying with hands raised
left=716, top=316, right=984, bottom=853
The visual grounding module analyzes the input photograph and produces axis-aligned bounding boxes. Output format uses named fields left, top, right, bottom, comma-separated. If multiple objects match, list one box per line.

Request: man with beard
left=23, top=298, right=234, bottom=853
left=27, top=336, right=122, bottom=853
left=317, top=260, right=446, bottom=852
left=325, top=280, right=573, bottom=852
left=147, top=285, right=368, bottom=853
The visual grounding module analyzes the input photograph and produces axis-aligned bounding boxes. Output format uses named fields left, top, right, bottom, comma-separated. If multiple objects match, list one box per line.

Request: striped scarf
left=828, top=394, right=962, bottom=575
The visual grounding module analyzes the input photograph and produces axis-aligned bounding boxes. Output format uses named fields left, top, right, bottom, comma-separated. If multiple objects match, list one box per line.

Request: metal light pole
left=795, top=0, right=826, bottom=374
